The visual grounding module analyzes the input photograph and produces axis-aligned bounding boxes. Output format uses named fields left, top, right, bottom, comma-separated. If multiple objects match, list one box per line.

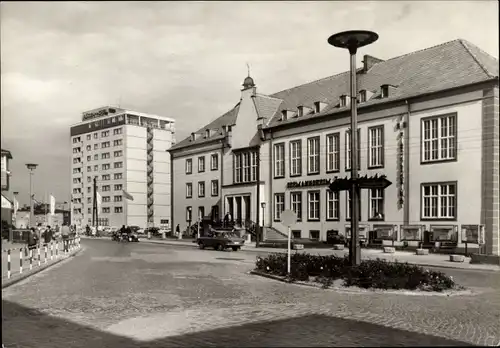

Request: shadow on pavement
left=2, top=300, right=471, bottom=347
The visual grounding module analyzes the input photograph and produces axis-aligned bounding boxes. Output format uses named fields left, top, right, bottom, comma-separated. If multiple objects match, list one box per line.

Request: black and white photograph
left=1, top=1, right=499, bottom=347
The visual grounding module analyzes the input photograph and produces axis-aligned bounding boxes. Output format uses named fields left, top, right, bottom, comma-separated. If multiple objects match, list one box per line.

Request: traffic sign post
left=281, top=209, right=297, bottom=275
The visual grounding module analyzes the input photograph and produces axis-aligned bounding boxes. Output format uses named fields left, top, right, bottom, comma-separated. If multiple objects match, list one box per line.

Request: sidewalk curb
left=1, top=247, right=85, bottom=290
left=83, top=238, right=500, bottom=272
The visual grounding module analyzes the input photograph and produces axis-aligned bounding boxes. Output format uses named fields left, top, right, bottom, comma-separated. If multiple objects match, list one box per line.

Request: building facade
left=169, top=39, right=499, bottom=256
left=70, top=106, right=175, bottom=229
left=1, top=149, right=13, bottom=192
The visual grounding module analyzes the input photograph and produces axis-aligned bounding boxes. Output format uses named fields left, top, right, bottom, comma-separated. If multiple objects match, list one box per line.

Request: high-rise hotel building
left=70, top=106, right=175, bottom=229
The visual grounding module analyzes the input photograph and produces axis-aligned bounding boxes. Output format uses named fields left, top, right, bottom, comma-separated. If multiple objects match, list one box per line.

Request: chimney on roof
left=363, top=55, right=384, bottom=73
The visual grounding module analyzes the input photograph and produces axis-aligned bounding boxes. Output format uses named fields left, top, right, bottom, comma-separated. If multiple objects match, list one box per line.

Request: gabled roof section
left=169, top=103, right=240, bottom=151
left=252, top=94, right=283, bottom=124
left=1, top=149, right=13, bottom=159
left=265, top=38, right=499, bottom=128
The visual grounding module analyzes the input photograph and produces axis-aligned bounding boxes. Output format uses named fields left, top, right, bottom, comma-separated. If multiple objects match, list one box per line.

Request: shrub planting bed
left=255, top=253, right=461, bottom=292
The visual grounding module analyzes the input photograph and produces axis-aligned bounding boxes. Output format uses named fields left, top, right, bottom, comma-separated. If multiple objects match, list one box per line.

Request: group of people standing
left=26, top=222, right=75, bottom=256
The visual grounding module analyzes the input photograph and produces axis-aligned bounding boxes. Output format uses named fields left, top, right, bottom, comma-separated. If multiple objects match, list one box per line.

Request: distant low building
left=1, top=149, right=12, bottom=191
left=15, top=204, right=70, bottom=228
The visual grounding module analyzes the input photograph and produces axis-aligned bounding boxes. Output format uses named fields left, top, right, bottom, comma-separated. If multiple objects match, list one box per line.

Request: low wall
left=470, top=254, right=500, bottom=265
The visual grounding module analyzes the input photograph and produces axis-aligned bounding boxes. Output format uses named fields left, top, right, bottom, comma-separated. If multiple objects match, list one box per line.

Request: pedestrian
left=223, top=213, right=229, bottom=228
left=43, top=225, right=52, bottom=245
left=25, top=227, right=38, bottom=256
left=175, top=224, right=180, bottom=237
left=61, top=223, right=70, bottom=252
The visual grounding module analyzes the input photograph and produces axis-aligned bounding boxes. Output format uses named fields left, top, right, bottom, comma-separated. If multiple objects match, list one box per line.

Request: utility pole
left=255, top=149, right=260, bottom=248
left=92, top=176, right=98, bottom=228
left=26, top=163, right=38, bottom=228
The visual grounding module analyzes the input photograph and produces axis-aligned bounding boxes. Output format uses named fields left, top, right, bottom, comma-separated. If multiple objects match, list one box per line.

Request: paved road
left=3, top=239, right=500, bottom=347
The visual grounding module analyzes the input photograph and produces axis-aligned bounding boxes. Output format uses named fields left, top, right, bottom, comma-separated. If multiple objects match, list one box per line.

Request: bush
left=255, top=253, right=458, bottom=292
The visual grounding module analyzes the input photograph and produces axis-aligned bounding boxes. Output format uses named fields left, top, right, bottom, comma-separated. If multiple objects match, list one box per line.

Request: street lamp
left=12, top=191, right=19, bottom=241
left=328, top=30, right=379, bottom=266
left=260, top=202, right=266, bottom=245
left=26, top=163, right=38, bottom=228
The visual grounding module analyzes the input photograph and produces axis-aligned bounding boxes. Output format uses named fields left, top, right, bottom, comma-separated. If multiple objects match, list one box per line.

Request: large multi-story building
left=70, top=106, right=175, bottom=229
left=168, top=38, right=499, bottom=256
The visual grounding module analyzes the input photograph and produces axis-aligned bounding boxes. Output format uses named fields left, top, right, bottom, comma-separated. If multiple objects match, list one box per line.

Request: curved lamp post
left=26, top=163, right=38, bottom=228
left=328, top=31, right=379, bottom=266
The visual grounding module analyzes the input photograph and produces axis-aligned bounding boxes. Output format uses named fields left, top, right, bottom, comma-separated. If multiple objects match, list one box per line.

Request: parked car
left=197, top=231, right=245, bottom=251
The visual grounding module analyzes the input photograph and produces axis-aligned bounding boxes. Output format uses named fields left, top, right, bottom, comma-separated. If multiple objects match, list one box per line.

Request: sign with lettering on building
left=461, top=224, right=482, bottom=243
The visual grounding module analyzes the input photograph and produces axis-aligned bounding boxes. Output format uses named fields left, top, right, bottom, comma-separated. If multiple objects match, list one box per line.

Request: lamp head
left=328, top=30, right=379, bottom=54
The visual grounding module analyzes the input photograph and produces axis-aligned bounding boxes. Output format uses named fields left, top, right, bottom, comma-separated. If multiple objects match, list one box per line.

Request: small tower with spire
left=242, top=63, right=256, bottom=91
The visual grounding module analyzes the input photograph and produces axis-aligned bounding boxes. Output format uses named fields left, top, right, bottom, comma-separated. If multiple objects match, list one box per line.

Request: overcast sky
left=1, top=1, right=498, bottom=205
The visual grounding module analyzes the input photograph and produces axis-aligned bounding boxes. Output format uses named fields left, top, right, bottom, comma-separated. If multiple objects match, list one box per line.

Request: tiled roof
left=169, top=103, right=240, bottom=151
left=171, top=39, right=498, bottom=151
left=265, top=39, right=499, bottom=128
left=252, top=94, right=283, bottom=123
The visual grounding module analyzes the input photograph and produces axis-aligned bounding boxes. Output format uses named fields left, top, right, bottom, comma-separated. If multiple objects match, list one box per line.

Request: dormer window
left=281, top=110, right=288, bottom=121
left=227, top=125, right=232, bottom=132
left=205, top=129, right=210, bottom=138
left=359, top=90, right=367, bottom=103
left=314, top=102, right=320, bottom=113
left=297, top=106, right=304, bottom=117
left=339, top=95, right=349, bottom=107
left=222, top=125, right=227, bottom=134
left=381, top=85, right=389, bottom=98
left=191, top=132, right=196, bottom=141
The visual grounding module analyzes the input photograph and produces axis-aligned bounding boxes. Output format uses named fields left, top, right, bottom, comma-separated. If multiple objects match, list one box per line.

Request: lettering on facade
left=397, top=119, right=405, bottom=208
left=83, top=108, right=109, bottom=121
left=287, top=178, right=332, bottom=189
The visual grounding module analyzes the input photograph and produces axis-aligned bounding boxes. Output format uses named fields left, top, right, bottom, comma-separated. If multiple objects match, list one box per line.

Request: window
left=101, top=130, right=109, bottom=137
left=309, top=230, right=320, bottom=241
left=186, top=159, right=192, bottom=174
left=113, top=139, right=123, bottom=146
left=102, top=141, right=110, bottom=148
left=211, top=180, right=219, bottom=196
left=86, top=145, right=91, bottom=151
left=198, top=181, right=205, bottom=197
left=114, top=150, right=122, bottom=157
left=86, top=176, right=91, bottom=183
left=234, top=151, right=258, bottom=183
left=422, top=114, right=456, bottom=163
left=94, top=165, right=98, bottom=171
left=102, top=185, right=110, bottom=191
left=290, top=140, right=302, bottom=176
left=114, top=173, right=122, bottom=180
left=86, top=134, right=91, bottom=141
left=73, top=168, right=81, bottom=174
left=114, top=196, right=122, bottom=202
left=186, top=207, right=192, bottom=222
left=274, top=143, right=285, bottom=178
left=113, top=128, right=122, bottom=135
left=307, top=137, right=320, bottom=174
left=326, top=191, right=339, bottom=220
left=326, top=133, right=340, bottom=172
left=346, top=190, right=362, bottom=220
left=114, top=207, right=123, bottom=213
left=114, top=162, right=123, bottom=169
left=114, top=184, right=122, bottom=191
left=381, top=85, right=389, bottom=98
left=87, top=197, right=92, bottom=204
left=87, top=187, right=91, bottom=193
left=422, top=182, right=456, bottom=219
left=102, top=196, right=111, bottom=203
left=345, top=129, right=361, bottom=170
left=359, top=91, right=367, bottom=103
left=211, top=154, right=218, bottom=170
left=73, top=178, right=79, bottom=184
left=292, top=230, right=302, bottom=239
left=87, top=166, right=91, bottom=172
left=94, top=132, right=98, bottom=139
left=198, top=156, right=205, bottom=172
left=102, top=153, right=110, bottom=159
left=368, top=126, right=384, bottom=168
left=102, top=174, right=110, bottom=181
left=290, top=192, right=302, bottom=222
left=274, top=193, right=285, bottom=221
left=340, top=95, right=348, bottom=107
left=88, top=208, right=91, bottom=214
left=308, top=191, right=320, bottom=220
left=94, top=144, right=99, bottom=150
left=186, top=183, right=193, bottom=198
left=102, top=163, right=110, bottom=170
left=94, top=154, right=99, bottom=160
left=72, top=148, right=80, bottom=154
left=87, top=156, right=91, bottom=161
left=369, top=189, right=384, bottom=220
left=102, top=207, right=110, bottom=213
